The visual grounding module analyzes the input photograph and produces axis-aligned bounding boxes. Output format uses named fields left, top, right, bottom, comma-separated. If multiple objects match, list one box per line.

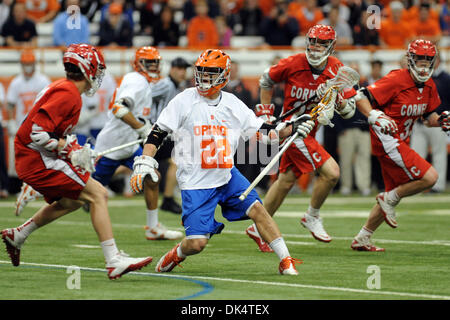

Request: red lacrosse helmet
left=407, top=39, right=437, bottom=83
left=194, top=49, right=231, bottom=97
left=63, top=43, right=106, bottom=96
left=305, top=24, right=336, bottom=67
left=132, top=46, right=162, bottom=82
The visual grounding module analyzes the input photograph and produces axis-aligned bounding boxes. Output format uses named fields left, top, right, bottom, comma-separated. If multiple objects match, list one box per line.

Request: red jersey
left=367, top=69, right=441, bottom=155
left=16, top=79, right=82, bottom=148
left=269, top=53, right=344, bottom=119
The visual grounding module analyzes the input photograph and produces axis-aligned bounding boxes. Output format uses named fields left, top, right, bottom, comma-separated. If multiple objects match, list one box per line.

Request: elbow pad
left=259, top=67, right=276, bottom=89
left=30, top=124, right=59, bottom=151
left=145, top=124, right=169, bottom=149
left=112, top=97, right=133, bottom=119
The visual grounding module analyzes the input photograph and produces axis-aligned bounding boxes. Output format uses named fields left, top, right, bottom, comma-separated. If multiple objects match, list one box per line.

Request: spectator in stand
left=225, top=61, right=254, bottom=107
left=152, top=4, right=180, bottom=47
left=346, top=0, right=368, bottom=28
left=217, top=0, right=241, bottom=33
left=136, top=0, right=165, bottom=36
left=238, top=0, right=264, bottom=36
left=353, top=9, right=380, bottom=46
left=322, top=0, right=351, bottom=22
left=379, top=1, right=413, bottom=48
left=440, top=0, right=450, bottom=35
left=98, top=2, right=133, bottom=47
left=25, top=0, right=60, bottom=23
left=1, top=1, right=37, bottom=47
left=183, top=0, right=220, bottom=21
left=319, top=6, right=353, bottom=45
left=411, top=2, right=442, bottom=43
left=367, top=59, right=384, bottom=84
left=0, top=0, right=13, bottom=32
left=411, top=53, right=450, bottom=193
left=294, top=0, right=324, bottom=35
left=53, top=0, right=90, bottom=46
left=404, top=0, right=439, bottom=22
left=100, top=0, right=134, bottom=31
left=260, top=0, right=299, bottom=46
left=215, top=15, right=233, bottom=47
left=186, top=0, right=219, bottom=49
left=0, top=82, right=8, bottom=198
left=59, top=0, right=102, bottom=22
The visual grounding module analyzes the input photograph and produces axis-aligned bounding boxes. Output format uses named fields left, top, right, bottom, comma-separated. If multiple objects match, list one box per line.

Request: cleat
left=300, top=214, right=332, bottom=242
left=155, top=244, right=185, bottom=272
left=160, top=197, right=182, bottom=214
left=106, top=252, right=152, bottom=280
left=1, top=228, right=23, bottom=266
left=15, top=183, right=40, bottom=216
left=279, top=256, right=302, bottom=275
left=351, top=236, right=385, bottom=252
left=246, top=225, right=273, bottom=252
left=376, top=192, right=398, bottom=228
left=145, top=223, right=183, bottom=240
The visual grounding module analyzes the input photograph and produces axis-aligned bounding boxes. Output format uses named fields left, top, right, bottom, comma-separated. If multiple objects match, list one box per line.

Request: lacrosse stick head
left=311, top=87, right=338, bottom=127
left=328, top=66, right=360, bottom=91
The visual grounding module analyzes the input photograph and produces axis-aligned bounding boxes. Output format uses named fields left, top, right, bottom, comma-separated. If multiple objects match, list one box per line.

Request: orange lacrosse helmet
left=133, top=46, right=162, bottom=82
left=194, top=49, right=231, bottom=97
left=20, top=49, right=36, bottom=76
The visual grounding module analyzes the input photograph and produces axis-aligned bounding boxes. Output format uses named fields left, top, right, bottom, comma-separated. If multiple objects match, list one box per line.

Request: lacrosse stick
left=239, top=92, right=337, bottom=201
left=95, top=139, right=144, bottom=160
left=274, top=66, right=360, bottom=124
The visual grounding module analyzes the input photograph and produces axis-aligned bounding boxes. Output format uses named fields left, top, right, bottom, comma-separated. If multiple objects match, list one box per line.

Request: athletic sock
left=176, top=243, right=187, bottom=259
left=385, top=189, right=400, bottom=206
left=269, top=237, right=290, bottom=261
left=15, top=218, right=38, bottom=242
left=146, top=209, right=158, bottom=229
left=357, top=226, right=373, bottom=239
left=101, top=238, right=120, bottom=263
left=307, top=205, right=320, bottom=218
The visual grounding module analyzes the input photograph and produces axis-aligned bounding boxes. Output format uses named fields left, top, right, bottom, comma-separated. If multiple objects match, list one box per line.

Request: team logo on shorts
left=312, top=152, right=322, bottom=163
left=410, top=166, right=421, bottom=177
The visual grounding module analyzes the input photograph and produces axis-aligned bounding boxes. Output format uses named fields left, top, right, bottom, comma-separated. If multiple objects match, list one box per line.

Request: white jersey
left=0, top=83, right=5, bottom=122
left=74, top=94, right=101, bottom=136
left=95, top=71, right=152, bottom=160
left=156, top=87, right=264, bottom=190
left=89, top=71, right=117, bottom=130
left=6, top=72, right=51, bottom=125
left=149, top=76, right=179, bottom=124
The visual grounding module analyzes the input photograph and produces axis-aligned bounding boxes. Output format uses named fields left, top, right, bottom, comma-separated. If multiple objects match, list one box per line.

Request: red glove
left=255, top=104, right=275, bottom=123
left=58, top=135, right=82, bottom=161
left=439, top=111, right=450, bottom=132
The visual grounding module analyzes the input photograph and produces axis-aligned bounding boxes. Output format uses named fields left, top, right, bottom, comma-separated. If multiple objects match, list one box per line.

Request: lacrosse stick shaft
left=97, top=139, right=144, bottom=157
left=239, top=131, right=299, bottom=201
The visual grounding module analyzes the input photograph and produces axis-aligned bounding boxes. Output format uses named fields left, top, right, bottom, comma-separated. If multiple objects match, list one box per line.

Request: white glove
left=6, top=120, right=18, bottom=136
left=368, top=109, right=398, bottom=135
left=316, top=81, right=330, bottom=100
left=287, top=114, right=315, bottom=139
left=337, top=97, right=356, bottom=119
left=135, top=118, right=152, bottom=140
left=130, top=155, right=159, bottom=193
left=70, top=143, right=97, bottom=173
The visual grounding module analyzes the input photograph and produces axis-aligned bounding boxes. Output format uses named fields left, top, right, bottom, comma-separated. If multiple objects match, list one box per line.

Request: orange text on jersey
left=194, top=125, right=228, bottom=137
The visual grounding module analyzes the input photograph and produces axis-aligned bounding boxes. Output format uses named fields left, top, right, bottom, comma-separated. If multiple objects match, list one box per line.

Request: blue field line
left=0, top=262, right=214, bottom=300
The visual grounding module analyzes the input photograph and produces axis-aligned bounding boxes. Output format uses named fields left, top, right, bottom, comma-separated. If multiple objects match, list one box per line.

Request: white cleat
left=106, top=251, right=153, bottom=280
left=376, top=192, right=398, bottom=228
left=15, top=183, right=40, bottom=216
left=351, top=235, right=385, bottom=252
left=145, top=223, right=183, bottom=240
left=278, top=256, right=302, bottom=275
left=300, top=213, right=332, bottom=242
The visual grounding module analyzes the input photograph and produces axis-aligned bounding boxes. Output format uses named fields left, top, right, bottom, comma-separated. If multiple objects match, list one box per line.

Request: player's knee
left=91, top=181, right=109, bottom=204
left=248, top=202, right=270, bottom=221
left=186, top=238, right=208, bottom=253
left=321, top=162, right=340, bottom=185
left=423, top=167, right=438, bottom=188
left=278, top=174, right=296, bottom=191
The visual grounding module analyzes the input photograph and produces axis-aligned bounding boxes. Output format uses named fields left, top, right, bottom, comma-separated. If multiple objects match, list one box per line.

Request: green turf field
left=0, top=193, right=449, bottom=300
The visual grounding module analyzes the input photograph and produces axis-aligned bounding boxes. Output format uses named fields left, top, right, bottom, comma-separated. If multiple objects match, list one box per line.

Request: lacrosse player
left=246, top=24, right=357, bottom=252
left=93, top=46, right=182, bottom=241
left=1, top=44, right=153, bottom=279
left=130, top=49, right=315, bottom=275
left=351, top=39, right=449, bottom=251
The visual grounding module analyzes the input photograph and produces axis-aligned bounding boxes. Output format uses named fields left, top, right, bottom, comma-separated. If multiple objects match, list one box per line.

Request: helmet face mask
left=407, top=39, right=437, bottom=83
left=133, top=47, right=162, bottom=82
left=305, top=25, right=336, bottom=67
left=139, top=58, right=160, bottom=79
left=194, top=49, right=231, bottom=97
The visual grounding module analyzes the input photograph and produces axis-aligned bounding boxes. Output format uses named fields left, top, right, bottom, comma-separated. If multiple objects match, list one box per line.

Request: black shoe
left=160, top=197, right=182, bottom=214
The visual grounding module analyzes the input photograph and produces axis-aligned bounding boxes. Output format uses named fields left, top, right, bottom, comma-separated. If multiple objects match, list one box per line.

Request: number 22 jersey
left=155, top=87, right=264, bottom=190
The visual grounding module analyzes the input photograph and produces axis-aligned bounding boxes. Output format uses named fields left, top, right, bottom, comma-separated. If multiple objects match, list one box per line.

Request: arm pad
left=145, top=124, right=169, bottom=149
left=30, top=124, right=59, bottom=151
left=259, top=67, right=276, bottom=89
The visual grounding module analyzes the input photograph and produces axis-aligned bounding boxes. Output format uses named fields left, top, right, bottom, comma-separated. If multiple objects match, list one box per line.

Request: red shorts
left=376, top=140, right=431, bottom=192
left=279, top=135, right=331, bottom=177
left=15, top=142, right=90, bottom=203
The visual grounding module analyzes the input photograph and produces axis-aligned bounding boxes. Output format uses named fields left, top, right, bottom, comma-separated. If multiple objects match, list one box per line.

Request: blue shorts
left=181, top=167, right=261, bottom=238
left=92, top=147, right=142, bottom=186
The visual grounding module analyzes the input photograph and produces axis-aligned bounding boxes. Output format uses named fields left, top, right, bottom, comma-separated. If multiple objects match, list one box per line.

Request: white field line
left=0, top=260, right=448, bottom=300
